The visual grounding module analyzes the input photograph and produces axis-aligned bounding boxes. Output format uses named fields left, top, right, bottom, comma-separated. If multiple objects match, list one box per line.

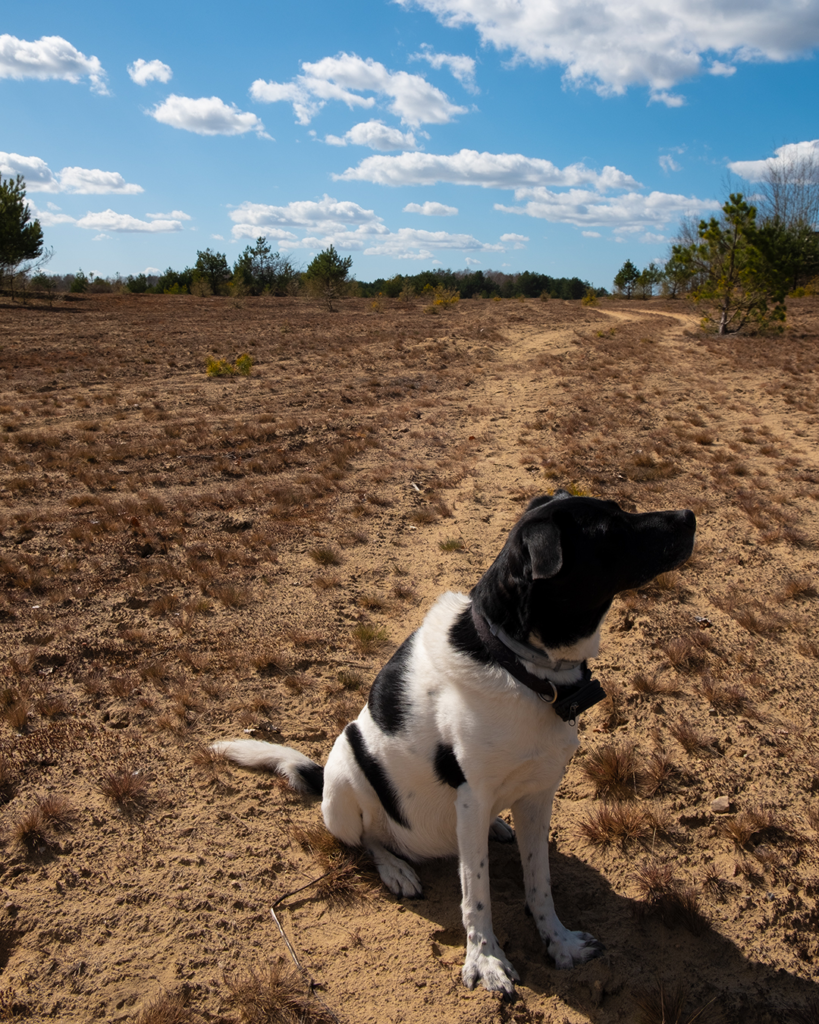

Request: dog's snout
left=680, top=509, right=696, bottom=533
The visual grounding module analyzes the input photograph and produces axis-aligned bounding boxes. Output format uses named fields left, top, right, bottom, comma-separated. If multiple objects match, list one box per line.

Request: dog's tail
left=211, top=739, right=324, bottom=796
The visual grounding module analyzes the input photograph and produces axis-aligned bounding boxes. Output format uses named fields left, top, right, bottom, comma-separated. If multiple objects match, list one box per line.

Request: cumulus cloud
left=336, top=148, right=640, bottom=190
left=26, top=203, right=184, bottom=232
left=325, top=120, right=420, bottom=151
left=500, top=232, right=528, bottom=248
left=496, top=187, right=719, bottom=229
left=403, top=200, right=458, bottom=215
left=149, top=94, right=270, bottom=137
left=250, top=52, right=468, bottom=127
left=75, top=210, right=184, bottom=232
left=0, top=34, right=108, bottom=93
left=709, top=61, right=736, bottom=77
left=394, top=0, right=819, bottom=100
left=27, top=200, right=76, bottom=227
left=229, top=195, right=381, bottom=239
left=298, top=226, right=504, bottom=259
left=582, top=230, right=601, bottom=237
left=128, top=58, right=172, bottom=85
left=410, top=44, right=478, bottom=93
left=146, top=210, right=191, bottom=221
left=728, top=139, right=819, bottom=182
left=465, top=257, right=482, bottom=265
left=0, top=152, right=143, bottom=194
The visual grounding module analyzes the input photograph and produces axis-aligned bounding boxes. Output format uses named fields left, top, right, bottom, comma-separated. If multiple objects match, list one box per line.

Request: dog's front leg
left=456, top=785, right=520, bottom=997
left=512, top=790, right=604, bottom=969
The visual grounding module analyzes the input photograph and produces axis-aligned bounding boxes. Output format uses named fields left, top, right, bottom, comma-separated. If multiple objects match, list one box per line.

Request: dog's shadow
left=395, top=838, right=817, bottom=1021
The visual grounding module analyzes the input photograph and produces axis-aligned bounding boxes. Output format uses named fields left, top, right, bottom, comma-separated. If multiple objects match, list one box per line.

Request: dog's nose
left=680, top=509, right=696, bottom=532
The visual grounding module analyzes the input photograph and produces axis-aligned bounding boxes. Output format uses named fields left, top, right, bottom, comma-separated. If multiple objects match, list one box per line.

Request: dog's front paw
left=547, top=928, right=604, bottom=970
left=462, top=948, right=520, bottom=998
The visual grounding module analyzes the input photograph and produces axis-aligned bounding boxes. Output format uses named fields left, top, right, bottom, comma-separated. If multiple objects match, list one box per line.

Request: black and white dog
left=213, top=491, right=695, bottom=996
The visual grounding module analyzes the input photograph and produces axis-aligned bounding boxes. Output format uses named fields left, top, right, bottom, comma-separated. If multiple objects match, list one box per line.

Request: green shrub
left=205, top=354, right=253, bottom=378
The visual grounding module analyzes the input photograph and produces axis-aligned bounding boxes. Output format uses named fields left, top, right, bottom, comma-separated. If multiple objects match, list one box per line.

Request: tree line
left=3, top=148, right=818, bottom=334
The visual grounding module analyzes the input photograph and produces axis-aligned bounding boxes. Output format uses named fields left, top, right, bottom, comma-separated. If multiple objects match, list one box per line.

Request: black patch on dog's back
left=345, top=722, right=409, bottom=828
left=368, top=633, right=415, bottom=734
left=449, top=605, right=493, bottom=664
left=434, top=744, right=466, bottom=788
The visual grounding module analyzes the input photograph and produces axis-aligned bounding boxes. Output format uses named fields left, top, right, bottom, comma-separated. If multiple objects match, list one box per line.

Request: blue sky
left=2, top=0, right=818, bottom=289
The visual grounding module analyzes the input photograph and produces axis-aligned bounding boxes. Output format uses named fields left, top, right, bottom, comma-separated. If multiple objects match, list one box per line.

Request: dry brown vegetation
left=0, top=292, right=817, bottom=1023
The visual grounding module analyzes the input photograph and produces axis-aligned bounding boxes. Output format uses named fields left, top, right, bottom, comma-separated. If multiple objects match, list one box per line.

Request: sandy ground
left=0, top=292, right=817, bottom=1023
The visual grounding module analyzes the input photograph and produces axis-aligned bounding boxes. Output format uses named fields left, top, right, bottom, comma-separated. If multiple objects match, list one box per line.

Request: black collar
left=471, top=606, right=607, bottom=725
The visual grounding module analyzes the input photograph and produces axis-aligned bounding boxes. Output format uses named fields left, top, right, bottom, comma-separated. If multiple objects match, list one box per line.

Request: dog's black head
left=471, top=490, right=696, bottom=650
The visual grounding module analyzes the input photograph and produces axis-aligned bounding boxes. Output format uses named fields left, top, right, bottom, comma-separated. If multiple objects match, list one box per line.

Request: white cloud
left=128, top=58, right=172, bottom=86
left=325, top=120, right=420, bottom=151
left=26, top=203, right=182, bottom=232
left=146, top=210, right=191, bottom=221
left=500, top=232, right=528, bottom=248
left=250, top=52, right=468, bottom=127
left=0, top=34, right=108, bottom=93
left=395, top=0, right=819, bottom=100
left=58, top=167, right=144, bottom=194
left=27, top=200, right=76, bottom=227
left=149, top=94, right=270, bottom=137
left=296, top=226, right=504, bottom=259
left=403, top=200, right=458, bottom=215
left=336, top=148, right=640, bottom=190
left=728, top=139, right=819, bottom=182
left=465, top=257, right=482, bottom=265
left=211, top=234, right=225, bottom=240
left=659, top=154, right=681, bottom=173
left=709, top=61, right=736, bottom=77
left=92, top=233, right=110, bottom=241
left=0, top=152, right=143, bottom=194
left=410, top=44, right=478, bottom=93
left=582, top=230, right=601, bottom=237
left=640, top=232, right=666, bottom=243
left=230, top=195, right=381, bottom=238
left=75, top=210, right=184, bottom=232
left=146, top=267, right=160, bottom=274
left=650, top=91, right=686, bottom=108
left=496, top=187, right=720, bottom=229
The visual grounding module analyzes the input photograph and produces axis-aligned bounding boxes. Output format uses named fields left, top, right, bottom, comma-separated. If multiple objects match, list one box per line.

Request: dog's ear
left=523, top=520, right=563, bottom=579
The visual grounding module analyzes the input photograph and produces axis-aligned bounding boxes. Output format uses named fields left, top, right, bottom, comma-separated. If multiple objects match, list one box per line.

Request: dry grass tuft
left=137, top=989, right=203, bottom=1024
left=695, top=675, right=750, bottom=715
left=632, top=859, right=707, bottom=934
left=308, top=546, right=342, bottom=567
left=787, top=996, right=819, bottom=1024
left=632, top=978, right=722, bottom=1024
left=578, top=801, right=670, bottom=847
left=351, top=622, right=390, bottom=655
left=13, top=793, right=78, bottom=854
left=641, top=748, right=681, bottom=796
left=669, top=718, right=717, bottom=756
left=98, top=766, right=151, bottom=809
left=224, top=962, right=338, bottom=1024
left=580, top=742, right=643, bottom=798
left=290, top=824, right=377, bottom=906
left=718, top=805, right=783, bottom=849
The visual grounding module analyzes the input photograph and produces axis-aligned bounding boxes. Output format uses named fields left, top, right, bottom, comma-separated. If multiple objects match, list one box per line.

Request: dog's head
left=472, top=490, right=696, bottom=650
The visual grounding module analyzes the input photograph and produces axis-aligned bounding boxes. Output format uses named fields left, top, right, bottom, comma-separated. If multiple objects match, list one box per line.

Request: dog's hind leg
left=364, top=838, right=423, bottom=899
left=512, top=790, right=604, bottom=969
